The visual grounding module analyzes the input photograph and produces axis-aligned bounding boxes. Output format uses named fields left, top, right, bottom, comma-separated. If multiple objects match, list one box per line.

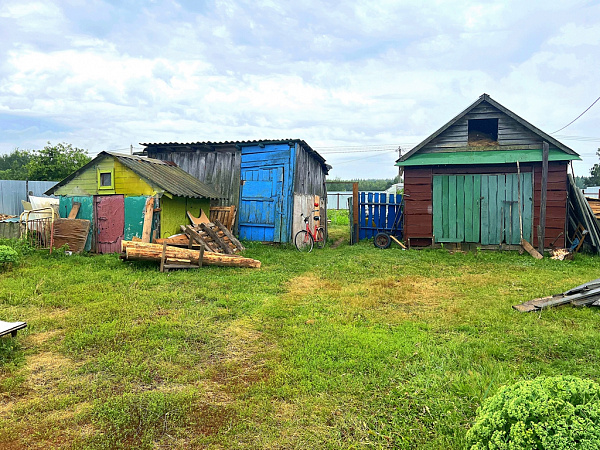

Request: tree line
left=326, top=175, right=402, bottom=192
left=0, top=143, right=92, bottom=181
left=575, top=149, right=600, bottom=188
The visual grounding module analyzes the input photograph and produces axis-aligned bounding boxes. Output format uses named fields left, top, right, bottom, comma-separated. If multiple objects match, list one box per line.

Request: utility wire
left=551, top=96, right=600, bottom=134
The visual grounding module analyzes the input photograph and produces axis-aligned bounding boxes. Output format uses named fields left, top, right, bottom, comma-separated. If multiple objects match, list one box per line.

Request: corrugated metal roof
left=46, top=152, right=224, bottom=199
left=140, top=139, right=331, bottom=174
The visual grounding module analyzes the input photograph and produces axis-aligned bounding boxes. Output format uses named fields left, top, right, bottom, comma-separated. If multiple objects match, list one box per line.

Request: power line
left=551, top=96, right=600, bottom=134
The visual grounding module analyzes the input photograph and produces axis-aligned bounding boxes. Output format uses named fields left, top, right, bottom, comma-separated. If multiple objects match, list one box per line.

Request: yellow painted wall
left=53, top=156, right=156, bottom=196
left=160, top=196, right=210, bottom=238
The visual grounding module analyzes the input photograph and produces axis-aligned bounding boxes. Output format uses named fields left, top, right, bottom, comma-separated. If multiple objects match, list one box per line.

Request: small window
left=468, top=118, right=498, bottom=146
left=98, top=169, right=114, bottom=190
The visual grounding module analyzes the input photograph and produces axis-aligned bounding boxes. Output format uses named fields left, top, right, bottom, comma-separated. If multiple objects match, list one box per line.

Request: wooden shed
left=45, top=152, right=223, bottom=253
left=396, top=94, right=580, bottom=249
left=140, top=140, right=331, bottom=243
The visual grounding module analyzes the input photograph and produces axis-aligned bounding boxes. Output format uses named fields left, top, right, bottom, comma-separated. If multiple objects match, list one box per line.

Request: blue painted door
left=239, top=145, right=292, bottom=242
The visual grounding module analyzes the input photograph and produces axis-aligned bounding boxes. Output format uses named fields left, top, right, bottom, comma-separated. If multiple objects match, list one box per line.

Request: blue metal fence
left=0, top=180, right=57, bottom=216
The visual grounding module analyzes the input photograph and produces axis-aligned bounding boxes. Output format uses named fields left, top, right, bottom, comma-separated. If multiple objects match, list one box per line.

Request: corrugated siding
left=0, top=180, right=57, bottom=215
left=146, top=148, right=241, bottom=207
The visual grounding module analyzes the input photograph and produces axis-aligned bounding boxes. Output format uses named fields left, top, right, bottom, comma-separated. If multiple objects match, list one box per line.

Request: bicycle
left=294, top=208, right=326, bottom=252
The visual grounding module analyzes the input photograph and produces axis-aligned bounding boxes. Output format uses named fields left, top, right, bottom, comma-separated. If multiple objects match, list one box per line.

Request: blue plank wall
left=238, top=143, right=295, bottom=243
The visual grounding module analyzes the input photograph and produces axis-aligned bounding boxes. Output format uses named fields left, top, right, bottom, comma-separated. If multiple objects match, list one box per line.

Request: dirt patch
left=26, top=352, right=78, bottom=390
left=189, top=402, right=236, bottom=436
left=26, top=330, right=62, bottom=346
left=330, top=238, right=345, bottom=249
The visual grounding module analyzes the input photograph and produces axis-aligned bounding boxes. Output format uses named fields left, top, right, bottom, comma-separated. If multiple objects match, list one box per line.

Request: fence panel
left=358, top=192, right=403, bottom=241
left=0, top=180, right=57, bottom=216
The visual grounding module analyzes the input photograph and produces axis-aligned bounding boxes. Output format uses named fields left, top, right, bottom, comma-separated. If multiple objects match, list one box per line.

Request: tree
left=0, top=143, right=92, bottom=181
left=0, top=149, right=32, bottom=180
left=588, top=148, right=600, bottom=187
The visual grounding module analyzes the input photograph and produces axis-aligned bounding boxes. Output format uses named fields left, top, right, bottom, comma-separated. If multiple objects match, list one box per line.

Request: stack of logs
left=121, top=240, right=261, bottom=269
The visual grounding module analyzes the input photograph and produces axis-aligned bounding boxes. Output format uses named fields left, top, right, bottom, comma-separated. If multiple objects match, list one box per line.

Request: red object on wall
left=95, top=195, right=125, bottom=253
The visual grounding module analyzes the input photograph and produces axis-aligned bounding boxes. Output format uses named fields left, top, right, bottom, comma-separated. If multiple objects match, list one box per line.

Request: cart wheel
left=374, top=232, right=391, bottom=249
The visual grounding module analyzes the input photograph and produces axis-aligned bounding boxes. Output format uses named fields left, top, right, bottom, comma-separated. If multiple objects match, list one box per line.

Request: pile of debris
left=0, top=214, right=16, bottom=221
left=513, top=278, right=600, bottom=312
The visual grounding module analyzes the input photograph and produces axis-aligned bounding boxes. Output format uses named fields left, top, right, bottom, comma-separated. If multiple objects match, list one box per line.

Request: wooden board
left=52, top=219, right=91, bottom=254
left=142, top=197, right=154, bottom=243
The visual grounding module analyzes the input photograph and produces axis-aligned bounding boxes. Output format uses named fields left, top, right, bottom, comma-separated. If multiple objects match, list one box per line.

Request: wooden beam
left=538, top=141, right=549, bottom=253
left=142, top=197, right=155, bottom=243
left=68, top=202, right=81, bottom=219
left=213, top=220, right=245, bottom=251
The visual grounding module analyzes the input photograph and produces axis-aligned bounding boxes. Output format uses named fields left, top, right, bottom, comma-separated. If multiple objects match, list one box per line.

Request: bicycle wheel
left=294, top=230, right=314, bottom=252
left=315, top=227, right=326, bottom=248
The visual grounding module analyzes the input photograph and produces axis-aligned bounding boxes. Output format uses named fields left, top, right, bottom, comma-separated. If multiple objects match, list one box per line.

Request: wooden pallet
left=178, top=220, right=245, bottom=254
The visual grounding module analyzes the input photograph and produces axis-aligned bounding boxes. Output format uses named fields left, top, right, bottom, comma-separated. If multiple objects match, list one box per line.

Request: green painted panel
left=448, top=175, right=457, bottom=239
left=481, top=176, right=489, bottom=245
left=489, top=176, right=499, bottom=244
left=160, top=195, right=210, bottom=239
left=442, top=176, right=449, bottom=239
left=398, top=149, right=580, bottom=166
left=433, top=176, right=443, bottom=240
left=58, top=196, right=94, bottom=251
left=464, top=175, right=474, bottom=242
left=509, top=174, right=521, bottom=245
left=456, top=176, right=465, bottom=241
left=124, top=196, right=148, bottom=240
left=473, top=175, right=481, bottom=242
left=497, top=175, right=506, bottom=244
left=504, top=175, right=514, bottom=245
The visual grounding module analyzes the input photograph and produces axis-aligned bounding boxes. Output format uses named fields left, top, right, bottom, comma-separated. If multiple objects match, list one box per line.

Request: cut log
left=121, top=241, right=261, bottom=268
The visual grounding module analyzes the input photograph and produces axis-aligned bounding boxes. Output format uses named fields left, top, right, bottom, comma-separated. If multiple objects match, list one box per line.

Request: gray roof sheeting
left=46, top=152, right=224, bottom=199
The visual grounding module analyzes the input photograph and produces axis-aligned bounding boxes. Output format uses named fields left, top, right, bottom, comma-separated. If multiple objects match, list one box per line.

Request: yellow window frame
left=97, top=168, right=115, bottom=190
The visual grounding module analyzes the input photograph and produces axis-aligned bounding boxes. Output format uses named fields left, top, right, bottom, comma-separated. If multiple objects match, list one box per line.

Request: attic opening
left=468, top=118, right=498, bottom=146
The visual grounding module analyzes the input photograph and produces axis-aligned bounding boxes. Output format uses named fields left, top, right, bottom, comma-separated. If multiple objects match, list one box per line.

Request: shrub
left=466, top=375, right=600, bottom=449
left=0, top=245, right=19, bottom=270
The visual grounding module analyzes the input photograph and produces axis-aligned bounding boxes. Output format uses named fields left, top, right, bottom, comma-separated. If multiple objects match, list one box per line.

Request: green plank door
left=433, top=174, right=481, bottom=243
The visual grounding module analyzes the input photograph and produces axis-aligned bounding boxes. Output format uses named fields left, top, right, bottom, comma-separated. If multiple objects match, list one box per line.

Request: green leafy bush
left=467, top=375, right=600, bottom=449
left=0, top=245, right=19, bottom=271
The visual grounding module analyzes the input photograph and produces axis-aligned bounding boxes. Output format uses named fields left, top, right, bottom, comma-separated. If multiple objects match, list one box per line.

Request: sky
left=1, top=0, right=599, bottom=180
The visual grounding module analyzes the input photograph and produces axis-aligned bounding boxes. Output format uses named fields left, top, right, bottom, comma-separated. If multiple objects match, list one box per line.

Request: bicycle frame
left=302, top=210, right=323, bottom=241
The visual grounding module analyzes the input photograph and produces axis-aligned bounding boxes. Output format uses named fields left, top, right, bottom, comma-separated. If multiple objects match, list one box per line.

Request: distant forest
left=326, top=175, right=402, bottom=192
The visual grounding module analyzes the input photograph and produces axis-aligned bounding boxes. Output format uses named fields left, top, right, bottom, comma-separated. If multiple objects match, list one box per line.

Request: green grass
left=1, top=221, right=600, bottom=448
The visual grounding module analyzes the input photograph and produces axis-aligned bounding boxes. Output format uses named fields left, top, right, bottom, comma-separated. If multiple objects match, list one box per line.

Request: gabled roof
left=397, top=94, right=579, bottom=165
left=45, top=152, right=224, bottom=199
left=140, top=139, right=331, bottom=174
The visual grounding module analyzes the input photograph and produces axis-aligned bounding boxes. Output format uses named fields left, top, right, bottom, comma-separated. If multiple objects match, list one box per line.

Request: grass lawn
left=1, top=212, right=599, bottom=449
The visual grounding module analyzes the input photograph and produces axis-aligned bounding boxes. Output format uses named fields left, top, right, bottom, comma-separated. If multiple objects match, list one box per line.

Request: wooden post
left=352, top=182, right=359, bottom=245
left=142, top=196, right=155, bottom=243
left=538, top=141, right=549, bottom=253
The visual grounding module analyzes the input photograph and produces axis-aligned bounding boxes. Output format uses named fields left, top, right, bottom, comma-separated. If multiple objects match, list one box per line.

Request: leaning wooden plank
left=521, top=239, right=543, bottom=259
left=390, top=235, right=407, bottom=249
left=67, top=202, right=81, bottom=219
left=213, top=220, right=245, bottom=251
left=199, top=223, right=233, bottom=254
left=122, top=241, right=260, bottom=268
left=142, top=197, right=155, bottom=243
left=0, top=320, right=27, bottom=338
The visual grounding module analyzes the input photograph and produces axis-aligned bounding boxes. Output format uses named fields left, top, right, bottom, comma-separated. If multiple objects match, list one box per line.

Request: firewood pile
left=0, top=214, right=16, bottom=221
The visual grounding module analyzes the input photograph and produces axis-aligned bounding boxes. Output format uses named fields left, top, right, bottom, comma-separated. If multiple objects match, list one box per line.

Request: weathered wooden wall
left=403, top=167, right=433, bottom=247
left=294, top=143, right=327, bottom=198
left=423, top=102, right=560, bottom=152
left=146, top=147, right=241, bottom=207
left=403, top=162, right=568, bottom=248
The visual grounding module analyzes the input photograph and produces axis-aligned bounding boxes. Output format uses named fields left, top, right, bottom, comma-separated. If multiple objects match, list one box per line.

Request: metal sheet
left=95, top=195, right=124, bottom=253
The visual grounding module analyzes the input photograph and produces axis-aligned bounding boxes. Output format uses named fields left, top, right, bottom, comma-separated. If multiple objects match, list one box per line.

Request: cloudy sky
left=1, top=0, right=599, bottom=180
